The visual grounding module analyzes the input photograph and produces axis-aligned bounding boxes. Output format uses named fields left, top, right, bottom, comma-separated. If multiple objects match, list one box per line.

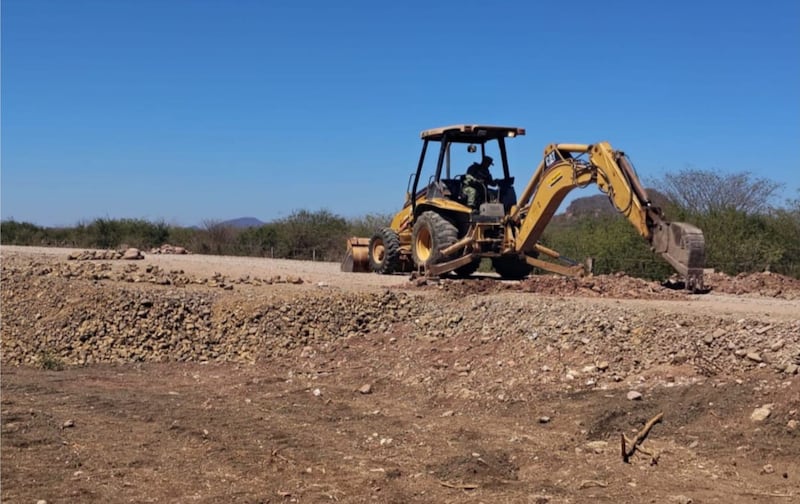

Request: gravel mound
left=408, top=271, right=800, bottom=300
left=1, top=265, right=412, bottom=365
left=415, top=274, right=687, bottom=300
left=705, top=271, right=800, bottom=299
left=2, top=256, right=799, bottom=383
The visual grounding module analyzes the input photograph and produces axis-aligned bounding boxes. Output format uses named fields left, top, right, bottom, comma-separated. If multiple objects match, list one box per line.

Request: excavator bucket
left=341, top=237, right=371, bottom=272
left=651, top=221, right=706, bottom=291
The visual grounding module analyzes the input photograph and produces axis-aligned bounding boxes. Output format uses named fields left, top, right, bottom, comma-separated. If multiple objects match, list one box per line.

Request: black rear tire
left=453, top=259, right=481, bottom=277
left=411, top=211, right=459, bottom=268
left=492, top=257, right=533, bottom=280
left=368, top=227, right=401, bottom=274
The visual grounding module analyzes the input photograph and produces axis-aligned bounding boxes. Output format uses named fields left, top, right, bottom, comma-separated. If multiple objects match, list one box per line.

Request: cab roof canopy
left=420, top=124, right=526, bottom=142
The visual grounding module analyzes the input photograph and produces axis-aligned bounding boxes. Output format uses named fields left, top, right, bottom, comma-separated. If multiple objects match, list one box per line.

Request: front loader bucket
left=341, top=237, right=371, bottom=272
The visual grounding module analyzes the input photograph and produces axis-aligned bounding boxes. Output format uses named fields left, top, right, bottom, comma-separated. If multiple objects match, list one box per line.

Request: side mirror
left=467, top=144, right=477, bottom=153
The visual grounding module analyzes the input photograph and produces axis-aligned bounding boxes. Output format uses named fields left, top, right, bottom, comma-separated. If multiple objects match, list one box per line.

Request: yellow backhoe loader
left=342, top=124, right=705, bottom=290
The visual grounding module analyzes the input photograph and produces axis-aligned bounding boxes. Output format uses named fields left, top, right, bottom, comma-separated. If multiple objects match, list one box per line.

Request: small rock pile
left=148, top=244, right=190, bottom=255
left=705, top=271, right=800, bottom=300
left=68, top=248, right=143, bottom=260
left=521, top=273, right=685, bottom=300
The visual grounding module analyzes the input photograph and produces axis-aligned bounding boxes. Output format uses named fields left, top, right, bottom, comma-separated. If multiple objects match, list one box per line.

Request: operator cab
left=409, top=124, right=525, bottom=216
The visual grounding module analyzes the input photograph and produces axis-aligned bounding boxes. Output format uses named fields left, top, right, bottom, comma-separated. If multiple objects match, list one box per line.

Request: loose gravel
left=2, top=249, right=798, bottom=383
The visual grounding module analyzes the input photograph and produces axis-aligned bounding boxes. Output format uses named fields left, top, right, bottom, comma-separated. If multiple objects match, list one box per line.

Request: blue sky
left=2, top=0, right=799, bottom=227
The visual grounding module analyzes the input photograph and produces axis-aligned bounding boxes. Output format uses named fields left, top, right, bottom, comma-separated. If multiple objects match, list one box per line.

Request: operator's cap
left=483, top=155, right=494, bottom=166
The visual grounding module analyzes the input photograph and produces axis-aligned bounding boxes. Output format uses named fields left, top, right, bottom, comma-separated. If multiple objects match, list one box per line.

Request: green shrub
left=541, top=214, right=674, bottom=280
left=39, top=351, right=65, bottom=371
left=0, top=220, right=46, bottom=245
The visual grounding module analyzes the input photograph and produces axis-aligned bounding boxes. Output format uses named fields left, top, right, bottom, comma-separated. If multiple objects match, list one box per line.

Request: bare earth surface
left=2, top=245, right=799, bottom=503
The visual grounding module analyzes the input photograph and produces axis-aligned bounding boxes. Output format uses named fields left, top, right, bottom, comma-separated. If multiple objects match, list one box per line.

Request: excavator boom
left=510, top=142, right=705, bottom=290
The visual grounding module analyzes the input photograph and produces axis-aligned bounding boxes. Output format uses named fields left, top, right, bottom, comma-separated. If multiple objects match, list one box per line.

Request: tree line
left=0, top=210, right=392, bottom=263
left=2, top=170, right=798, bottom=279
left=541, top=170, right=799, bottom=279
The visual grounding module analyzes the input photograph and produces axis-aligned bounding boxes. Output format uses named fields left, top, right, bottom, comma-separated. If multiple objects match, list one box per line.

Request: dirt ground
left=2, top=246, right=799, bottom=503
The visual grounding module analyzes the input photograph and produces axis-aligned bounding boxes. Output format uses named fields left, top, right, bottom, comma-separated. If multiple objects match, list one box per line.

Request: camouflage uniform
left=462, top=156, right=495, bottom=209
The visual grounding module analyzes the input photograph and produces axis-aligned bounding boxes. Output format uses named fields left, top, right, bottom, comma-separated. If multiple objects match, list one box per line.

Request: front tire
left=368, top=227, right=401, bottom=274
left=411, top=211, right=458, bottom=268
left=492, top=256, right=533, bottom=280
left=453, top=259, right=481, bottom=277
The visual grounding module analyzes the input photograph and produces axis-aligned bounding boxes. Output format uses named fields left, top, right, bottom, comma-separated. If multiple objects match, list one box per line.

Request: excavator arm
left=509, top=142, right=705, bottom=290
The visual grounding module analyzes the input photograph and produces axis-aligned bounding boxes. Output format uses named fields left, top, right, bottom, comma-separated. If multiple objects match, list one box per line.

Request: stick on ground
left=621, top=412, right=664, bottom=463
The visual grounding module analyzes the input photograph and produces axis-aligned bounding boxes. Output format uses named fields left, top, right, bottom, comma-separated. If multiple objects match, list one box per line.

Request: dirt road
left=2, top=246, right=799, bottom=503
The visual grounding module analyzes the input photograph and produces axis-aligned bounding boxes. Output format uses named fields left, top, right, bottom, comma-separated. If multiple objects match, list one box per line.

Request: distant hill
left=220, top=217, right=265, bottom=228
left=560, top=189, right=672, bottom=218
